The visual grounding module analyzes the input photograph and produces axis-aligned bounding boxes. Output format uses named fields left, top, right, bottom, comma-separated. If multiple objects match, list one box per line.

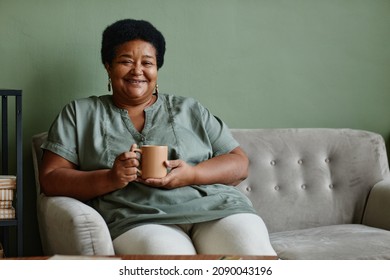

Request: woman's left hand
left=136, top=159, right=196, bottom=189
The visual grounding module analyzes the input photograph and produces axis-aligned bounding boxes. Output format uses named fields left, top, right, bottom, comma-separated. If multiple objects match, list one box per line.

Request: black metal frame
left=0, top=89, right=23, bottom=257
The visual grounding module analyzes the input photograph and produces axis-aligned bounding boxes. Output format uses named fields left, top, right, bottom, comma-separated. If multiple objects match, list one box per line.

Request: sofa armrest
left=362, top=179, right=390, bottom=230
left=37, top=193, right=115, bottom=256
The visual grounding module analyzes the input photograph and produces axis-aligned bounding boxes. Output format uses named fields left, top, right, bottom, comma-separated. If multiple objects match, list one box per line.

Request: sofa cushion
left=270, top=224, right=390, bottom=259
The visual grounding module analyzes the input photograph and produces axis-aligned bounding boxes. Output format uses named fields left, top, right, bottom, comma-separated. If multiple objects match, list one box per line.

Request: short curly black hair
left=101, top=19, right=166, bottom=69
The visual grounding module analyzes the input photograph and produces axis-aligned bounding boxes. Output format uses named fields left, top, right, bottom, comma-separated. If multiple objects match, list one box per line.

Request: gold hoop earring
left=108, top=77, right=112, bottom=92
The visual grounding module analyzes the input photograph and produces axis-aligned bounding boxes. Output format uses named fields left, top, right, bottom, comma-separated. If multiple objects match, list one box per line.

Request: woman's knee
left=191, top=213, right=276, bottom=255
left=113, top=224, right=197, bottom=255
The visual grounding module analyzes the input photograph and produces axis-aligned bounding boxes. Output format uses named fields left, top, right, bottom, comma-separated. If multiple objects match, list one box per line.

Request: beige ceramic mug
left=133, top=145, right=168, bottom=179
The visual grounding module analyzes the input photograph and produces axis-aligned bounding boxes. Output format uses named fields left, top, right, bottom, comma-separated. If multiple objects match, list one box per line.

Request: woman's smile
left=125, top=79, right=148, bottom=84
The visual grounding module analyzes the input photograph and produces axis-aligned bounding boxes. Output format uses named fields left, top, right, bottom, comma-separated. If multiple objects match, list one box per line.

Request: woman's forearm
left=40, top=167, right=115, bottom=201
left=193, top=147, right=249, bottom=186
left=39, top=150, right=136, bottom=201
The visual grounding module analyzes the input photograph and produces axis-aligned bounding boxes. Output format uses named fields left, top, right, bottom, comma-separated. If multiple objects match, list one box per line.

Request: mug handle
left=132, top=147, right=142, bottom=176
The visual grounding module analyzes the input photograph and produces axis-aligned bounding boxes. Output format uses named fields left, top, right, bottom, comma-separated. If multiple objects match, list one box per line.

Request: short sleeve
left=199, top=103, right=239, bottom=157
left=41, top=101, right=79, bottom=165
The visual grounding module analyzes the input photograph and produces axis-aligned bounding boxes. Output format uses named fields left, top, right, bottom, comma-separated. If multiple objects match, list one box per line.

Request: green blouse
left=42, top=93, right=256, bottom=239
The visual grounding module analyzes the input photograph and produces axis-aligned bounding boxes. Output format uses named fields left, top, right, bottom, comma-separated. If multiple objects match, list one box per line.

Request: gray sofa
left=32, top=128, right=390, bottom=259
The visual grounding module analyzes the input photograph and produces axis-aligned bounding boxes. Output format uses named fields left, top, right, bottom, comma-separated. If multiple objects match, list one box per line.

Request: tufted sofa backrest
left=231, top=128, right=390, bottom=233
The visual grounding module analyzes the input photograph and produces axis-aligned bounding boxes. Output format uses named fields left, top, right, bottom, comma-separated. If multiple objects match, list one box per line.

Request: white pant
left=113, top=213, right=276, bottom=256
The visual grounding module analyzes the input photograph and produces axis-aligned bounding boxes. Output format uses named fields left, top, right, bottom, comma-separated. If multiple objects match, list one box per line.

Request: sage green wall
left=1, top=0, right=390, bottom=256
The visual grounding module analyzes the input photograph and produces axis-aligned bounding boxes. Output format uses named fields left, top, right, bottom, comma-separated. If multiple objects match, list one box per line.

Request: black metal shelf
left=1, top=89, right=23, bottom=257
left=0, top=220, right=18, bottom=226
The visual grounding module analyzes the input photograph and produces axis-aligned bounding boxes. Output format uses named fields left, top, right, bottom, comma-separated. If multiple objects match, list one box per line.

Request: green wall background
left=1, top=0, right=390, bottom=256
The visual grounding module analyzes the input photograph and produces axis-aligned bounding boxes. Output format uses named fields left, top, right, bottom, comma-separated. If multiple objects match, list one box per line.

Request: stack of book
left=0, top=175, right=16, bottom=220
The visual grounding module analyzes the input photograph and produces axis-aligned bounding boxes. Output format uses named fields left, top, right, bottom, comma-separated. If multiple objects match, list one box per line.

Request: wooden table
left=3, top=254, right=278, bottom=260
left=120, top=255, right=278, bottom=260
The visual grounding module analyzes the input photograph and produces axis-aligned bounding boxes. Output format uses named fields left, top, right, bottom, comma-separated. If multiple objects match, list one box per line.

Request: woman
left=40, top=19, right=276, bottom=256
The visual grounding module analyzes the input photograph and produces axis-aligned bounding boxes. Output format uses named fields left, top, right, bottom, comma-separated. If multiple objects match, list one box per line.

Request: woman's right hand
left=108, top=144, right=140, bottom=188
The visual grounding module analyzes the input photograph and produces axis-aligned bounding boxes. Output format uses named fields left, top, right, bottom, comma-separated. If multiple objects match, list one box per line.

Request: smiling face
left=105, top=39, right=158, bottom=107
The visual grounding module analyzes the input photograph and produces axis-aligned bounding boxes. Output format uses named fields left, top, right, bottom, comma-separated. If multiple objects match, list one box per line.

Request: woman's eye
left=119, top=60, right=133, bottom=65
left=143, top=61, right=154, bottom=66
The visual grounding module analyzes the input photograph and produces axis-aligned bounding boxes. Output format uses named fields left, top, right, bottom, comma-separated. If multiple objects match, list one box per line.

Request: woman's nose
left=130, top=64, right=142, bottom=75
